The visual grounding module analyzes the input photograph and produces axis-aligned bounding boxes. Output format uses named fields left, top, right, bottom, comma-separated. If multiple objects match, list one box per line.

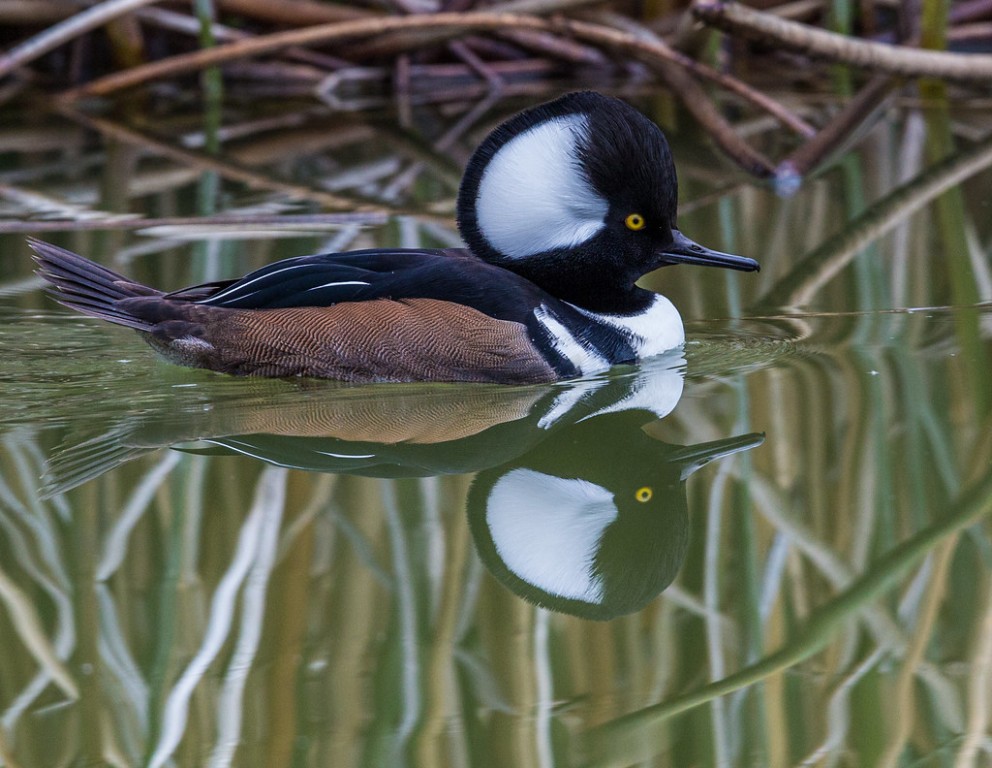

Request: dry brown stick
left=693, top=0, right=992, bottom=81
left=0, top=0, right=162, bottom=79
left=949, top=23, right=992, bottom=42
left=216, top=0, right=373, bottom=25
left=775, top=74, right=896, bottom=192
left=494, top=28, right=609, bottom=65
left=0, top=213, right=388, bottom=234
left=61, top=13, right=565, bottom=98
left=950, top=0, right=992, bottom=24
left=585, top=10, right=816, bottom=137
left=652, top=57, right=775, bottom=177
left=308, top=0, right=604, bottom=59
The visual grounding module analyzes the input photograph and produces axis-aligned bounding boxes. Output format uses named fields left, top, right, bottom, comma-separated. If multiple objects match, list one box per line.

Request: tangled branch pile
left=2, top=0, right=991, bottom=183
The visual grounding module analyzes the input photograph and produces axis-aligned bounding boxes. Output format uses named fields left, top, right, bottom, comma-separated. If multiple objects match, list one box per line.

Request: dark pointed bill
left=660, top=230, right=760, bottom=272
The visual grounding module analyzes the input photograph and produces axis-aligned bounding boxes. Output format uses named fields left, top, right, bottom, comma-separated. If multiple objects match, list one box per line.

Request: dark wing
left=167, top=248, right=537, bottom=317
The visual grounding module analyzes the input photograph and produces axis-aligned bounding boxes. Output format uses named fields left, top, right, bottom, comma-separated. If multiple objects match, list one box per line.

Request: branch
left=774, top=75, right=896, bottom=192
left=62, top=13, right=567, bottom=98
left=0, top=0, right=162, bottom=79
left=693, top=0, right=992, bottom=81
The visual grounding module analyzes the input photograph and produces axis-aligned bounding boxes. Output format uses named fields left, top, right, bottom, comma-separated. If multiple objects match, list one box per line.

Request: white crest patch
left=572, top=294, right=685, bottom=359
left=486, top=469, right=617, bottom=603
left=534, top=305, right=610, bottom=375
left=475, top=114, right=608, bottom=259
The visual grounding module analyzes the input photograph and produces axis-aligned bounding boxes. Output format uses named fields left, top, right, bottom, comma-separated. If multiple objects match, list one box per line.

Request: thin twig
left=216, top=0, right=372, bottom=24
left=693, top=0, right=992, bottom=81
left=0, top=0, right=162, bottom=79
left=586, top=10, right=816, bottom=137
left=62, top=13, right=567, bottom=99
left=0, top=213, right=388, bottom=234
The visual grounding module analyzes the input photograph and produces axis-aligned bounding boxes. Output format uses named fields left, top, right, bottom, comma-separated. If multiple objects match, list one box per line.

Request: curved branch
left=61, top=11, right=776, bottom=176
left=63, top=13, right=571, bottom=98
left=693, top=0, right=992, bottom=81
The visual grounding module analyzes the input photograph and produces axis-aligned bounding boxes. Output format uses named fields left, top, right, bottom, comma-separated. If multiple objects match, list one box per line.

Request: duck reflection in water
left=46, top=351, right=761, bottom=619
left=467, top=414, right=760, bottom=620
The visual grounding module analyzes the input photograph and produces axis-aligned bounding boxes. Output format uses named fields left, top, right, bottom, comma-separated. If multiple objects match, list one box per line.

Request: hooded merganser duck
left=31, top=91, right=759, bottom=384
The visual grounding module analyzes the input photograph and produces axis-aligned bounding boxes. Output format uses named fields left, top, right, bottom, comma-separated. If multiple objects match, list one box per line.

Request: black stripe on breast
left=525, top=303, right=638, bottom=375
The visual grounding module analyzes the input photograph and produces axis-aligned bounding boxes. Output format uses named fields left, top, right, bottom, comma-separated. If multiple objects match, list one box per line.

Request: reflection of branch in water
left=588, top=464, right=992, bottom=767
left=755, top=130, right=992, bottom=309
left=55, top=107, right=386, bottom=213
left=16, top=106, right=466, bottom=222
left=774, top=75, right=896, bottom=193
left=146, top=466, right=287, bottom=768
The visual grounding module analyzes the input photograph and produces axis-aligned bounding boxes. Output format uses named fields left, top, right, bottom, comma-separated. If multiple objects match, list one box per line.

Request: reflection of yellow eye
left=635, top=487, right=653, bottom=503
left=625, top=213, right=646, bottom=231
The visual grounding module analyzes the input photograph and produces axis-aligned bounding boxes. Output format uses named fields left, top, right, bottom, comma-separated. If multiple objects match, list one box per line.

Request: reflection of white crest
left=486, top=468, right=617, bottom=604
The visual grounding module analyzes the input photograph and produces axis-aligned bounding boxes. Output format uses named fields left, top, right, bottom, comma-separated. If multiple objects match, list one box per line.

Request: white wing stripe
left=305, top=281, right=370, bottom=291
left=205, top=263, right=316, bottom=303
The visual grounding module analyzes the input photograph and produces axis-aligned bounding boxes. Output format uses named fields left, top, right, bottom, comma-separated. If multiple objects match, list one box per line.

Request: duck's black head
left=457, top=91, right=758, bottom=314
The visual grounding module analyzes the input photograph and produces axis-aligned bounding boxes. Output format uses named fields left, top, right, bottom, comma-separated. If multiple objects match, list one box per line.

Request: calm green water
left=1, top=97, right=991, bottom=767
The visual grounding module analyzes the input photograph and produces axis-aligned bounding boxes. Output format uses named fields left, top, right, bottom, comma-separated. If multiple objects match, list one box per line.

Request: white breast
left=574, top=294, right=685, bottom=359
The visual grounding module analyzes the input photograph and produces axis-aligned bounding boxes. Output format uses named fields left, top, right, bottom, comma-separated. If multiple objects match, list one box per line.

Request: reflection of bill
left=467, top=412, right=762, bottom=620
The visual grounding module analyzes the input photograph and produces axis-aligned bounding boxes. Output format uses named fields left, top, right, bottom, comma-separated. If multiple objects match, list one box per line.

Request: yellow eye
left=635, top=487, right=653, bottom=503
left=625, top=213, right=646, bottom=231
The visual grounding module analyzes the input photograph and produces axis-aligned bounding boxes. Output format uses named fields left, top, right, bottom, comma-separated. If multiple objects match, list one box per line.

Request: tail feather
left=29, top=238, right=161, bottom=331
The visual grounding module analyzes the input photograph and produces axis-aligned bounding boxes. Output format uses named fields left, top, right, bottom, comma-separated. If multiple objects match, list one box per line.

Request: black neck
left=507, top=259, right=654, bottom=315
